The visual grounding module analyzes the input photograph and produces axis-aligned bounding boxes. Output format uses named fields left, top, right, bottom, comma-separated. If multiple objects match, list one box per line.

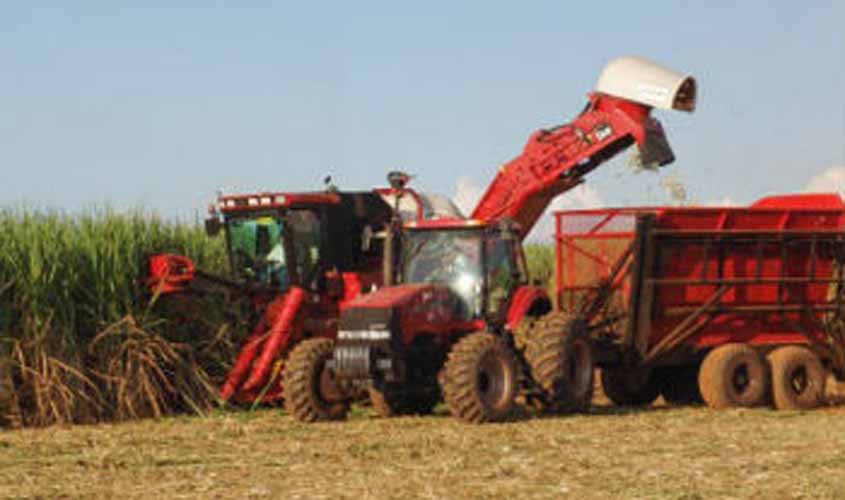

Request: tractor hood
left=338, top=283, right=469, bottom=338
left=345, top=283, right=437, bottom=310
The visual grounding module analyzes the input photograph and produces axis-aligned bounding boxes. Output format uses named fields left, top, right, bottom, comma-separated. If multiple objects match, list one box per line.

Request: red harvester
left=146, top=181, right=458, bottom=405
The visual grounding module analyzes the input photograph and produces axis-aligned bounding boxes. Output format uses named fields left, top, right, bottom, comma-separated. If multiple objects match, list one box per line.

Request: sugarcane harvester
left=283, top=56, right=697, bottom=423
left=145, top=182, right=455, bottom=405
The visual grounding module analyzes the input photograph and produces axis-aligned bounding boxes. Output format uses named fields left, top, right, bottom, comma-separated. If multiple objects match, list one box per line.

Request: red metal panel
left=553, top=195, right=845, bottom=352
left=471, top=94, right=659, bottom=237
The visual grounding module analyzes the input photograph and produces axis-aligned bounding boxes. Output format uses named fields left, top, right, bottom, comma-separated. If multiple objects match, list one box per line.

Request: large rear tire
left=601, top=366, right=661, bottom=406
left=282, top=338, right=349, bottom=422
left=442, top=332, right=518, bottom=424
left=368, top=382, right=439, bottom=417
left=698, top=343, right=768, bottom=409
left=525, top=313, right=594, bottom=413
left=767, top=346, right=826, bottom=410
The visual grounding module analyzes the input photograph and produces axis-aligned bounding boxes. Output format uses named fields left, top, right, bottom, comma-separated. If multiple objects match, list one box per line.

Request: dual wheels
left=441, top=315, right=595, bottom=423
left=698, top=343, right=827, bottom=411
left=601, top=343, right=827, bottom=411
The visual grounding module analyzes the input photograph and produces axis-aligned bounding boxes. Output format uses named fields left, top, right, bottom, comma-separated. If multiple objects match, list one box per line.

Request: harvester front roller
left=698, top=343, right=768, bottom=409
left=442, top=332, right=518, bottom=423
left=525, top=313, right=594, bottom=413
left=282, top=338, right=349, bottom=422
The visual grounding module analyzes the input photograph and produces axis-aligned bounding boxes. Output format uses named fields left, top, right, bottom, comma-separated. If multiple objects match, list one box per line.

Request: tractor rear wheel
left=601, top=366, right=661, bottom=406
left=698, top=343, right=768, bottom=409
left=282, top=338, right=349, bottom=422
left=525, top=313, right=594, bottom=413
left=767, top=346, right=826, bottom=410
left=658, top=366, right=703, bottom=405
left=442, top=332, right=518, bottom=423
left=368, top=382, right=439, bottom=417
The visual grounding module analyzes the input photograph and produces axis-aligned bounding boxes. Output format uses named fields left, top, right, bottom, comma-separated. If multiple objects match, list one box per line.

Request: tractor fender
left=505, top=285, right=551, bottom=330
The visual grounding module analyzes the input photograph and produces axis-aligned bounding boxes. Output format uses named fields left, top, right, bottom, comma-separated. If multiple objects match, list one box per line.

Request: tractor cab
left=397, top=220, right=527, bottom=322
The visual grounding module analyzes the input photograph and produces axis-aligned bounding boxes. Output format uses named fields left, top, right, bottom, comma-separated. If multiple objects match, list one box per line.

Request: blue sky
left=2, top=2, right=843, bottom=236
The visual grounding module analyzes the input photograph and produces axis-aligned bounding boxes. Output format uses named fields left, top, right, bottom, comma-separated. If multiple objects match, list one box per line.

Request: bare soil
left=1, top=381, right=845, bottom=499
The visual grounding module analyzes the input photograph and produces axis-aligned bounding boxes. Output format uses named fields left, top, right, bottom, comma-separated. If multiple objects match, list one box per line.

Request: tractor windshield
left=401, top=228, right=484, bottom=319
left=226, top=214, right=289, bottom=289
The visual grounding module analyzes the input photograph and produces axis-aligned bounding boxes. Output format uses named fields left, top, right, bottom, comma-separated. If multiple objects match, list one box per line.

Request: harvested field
left=2, top=382, right=845, bottom=499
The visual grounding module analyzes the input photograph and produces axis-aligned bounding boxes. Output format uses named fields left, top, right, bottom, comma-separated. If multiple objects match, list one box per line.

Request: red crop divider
left=242, top=286, right=307, bottom=392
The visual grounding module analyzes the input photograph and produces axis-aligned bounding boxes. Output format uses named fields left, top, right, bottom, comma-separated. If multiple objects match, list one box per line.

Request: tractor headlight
left=338, top=330, right=391, bottom=340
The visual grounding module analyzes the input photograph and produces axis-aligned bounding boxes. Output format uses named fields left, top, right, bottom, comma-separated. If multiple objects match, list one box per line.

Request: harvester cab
left=145, top=183, right=428, bottom=405
left=283, top=56, right=697, bottom=424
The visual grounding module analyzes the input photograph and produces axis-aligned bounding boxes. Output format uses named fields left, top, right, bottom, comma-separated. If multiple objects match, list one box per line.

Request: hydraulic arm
left=471, top=56, right=696, bottom=238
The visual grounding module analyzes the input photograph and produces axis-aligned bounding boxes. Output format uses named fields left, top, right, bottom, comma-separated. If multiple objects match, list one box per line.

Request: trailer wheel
left=282, top=338, right=349, bottom=422
left=442, top=332, right=518, bottom=423
left=658, top=367, right=703, bottom=405
left=767, top=346, right=826, bottom=410
left=698, top=344, right=768, bottom=409
left=525, top=313, right=594, bottom=413
left=601, top=366, right=661, bottom=406
left=368, top=382, right=439, bottom=417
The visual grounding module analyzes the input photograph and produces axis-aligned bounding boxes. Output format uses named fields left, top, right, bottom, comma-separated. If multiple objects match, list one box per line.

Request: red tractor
left=282, top=56, right=698, bottom=423
left=147, top=179, right=458, bottom=405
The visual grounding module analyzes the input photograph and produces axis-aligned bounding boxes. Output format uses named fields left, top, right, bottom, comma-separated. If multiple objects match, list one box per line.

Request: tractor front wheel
left=525, top=313, right=594, bottom=413
left=767, top=346, right=826, bottom=410
left=282, top=338, right=349, bottom=422
left=442, top=332, right=518, bottom=423
left=698, top=343, right=768, bottom=409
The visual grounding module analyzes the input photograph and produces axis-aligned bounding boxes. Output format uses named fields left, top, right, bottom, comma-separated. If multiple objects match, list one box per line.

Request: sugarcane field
left=2, top=3, right=844, bottom=499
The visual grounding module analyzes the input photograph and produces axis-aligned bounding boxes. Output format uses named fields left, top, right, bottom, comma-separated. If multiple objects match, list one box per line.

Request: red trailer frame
left=553, top=194, right=845, bottom=383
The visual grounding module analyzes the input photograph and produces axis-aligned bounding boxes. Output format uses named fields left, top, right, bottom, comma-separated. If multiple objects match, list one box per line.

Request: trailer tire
left=698, top=344, right=768, bottom=409
left=282, top=338, right=349, bottom=422
left=368, top=383, right=439, bottom=417
left=767, top=346, right=826, bottom=411
left=658, top=366, right=703, bottom=405
left=442, top=332, right=518, bottom=423
left=525, top=313, right=594, bottom=413
left=601, top=366, right=661, bottom=406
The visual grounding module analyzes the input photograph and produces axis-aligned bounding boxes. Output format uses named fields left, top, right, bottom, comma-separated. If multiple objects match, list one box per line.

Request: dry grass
left=2, top=382, right=845, bottom=500
left=0, top=209, right=239, bottom=427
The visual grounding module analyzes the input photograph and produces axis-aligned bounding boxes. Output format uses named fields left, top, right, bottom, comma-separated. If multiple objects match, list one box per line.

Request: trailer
left=552, top=193, right=845, bottom=410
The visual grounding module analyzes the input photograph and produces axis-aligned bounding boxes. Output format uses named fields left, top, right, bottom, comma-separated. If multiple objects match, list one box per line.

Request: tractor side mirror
left=361, top=225, right=373, bottom=252
left=205, top=217, right=222, bottom=237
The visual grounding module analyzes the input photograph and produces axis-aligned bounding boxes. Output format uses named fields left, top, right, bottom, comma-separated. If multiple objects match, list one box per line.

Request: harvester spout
left=594, top=56, right=697, bottom=168
left=595, top=56, right=697, bottom=113
left=469, top=55, right=696, bottom=238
